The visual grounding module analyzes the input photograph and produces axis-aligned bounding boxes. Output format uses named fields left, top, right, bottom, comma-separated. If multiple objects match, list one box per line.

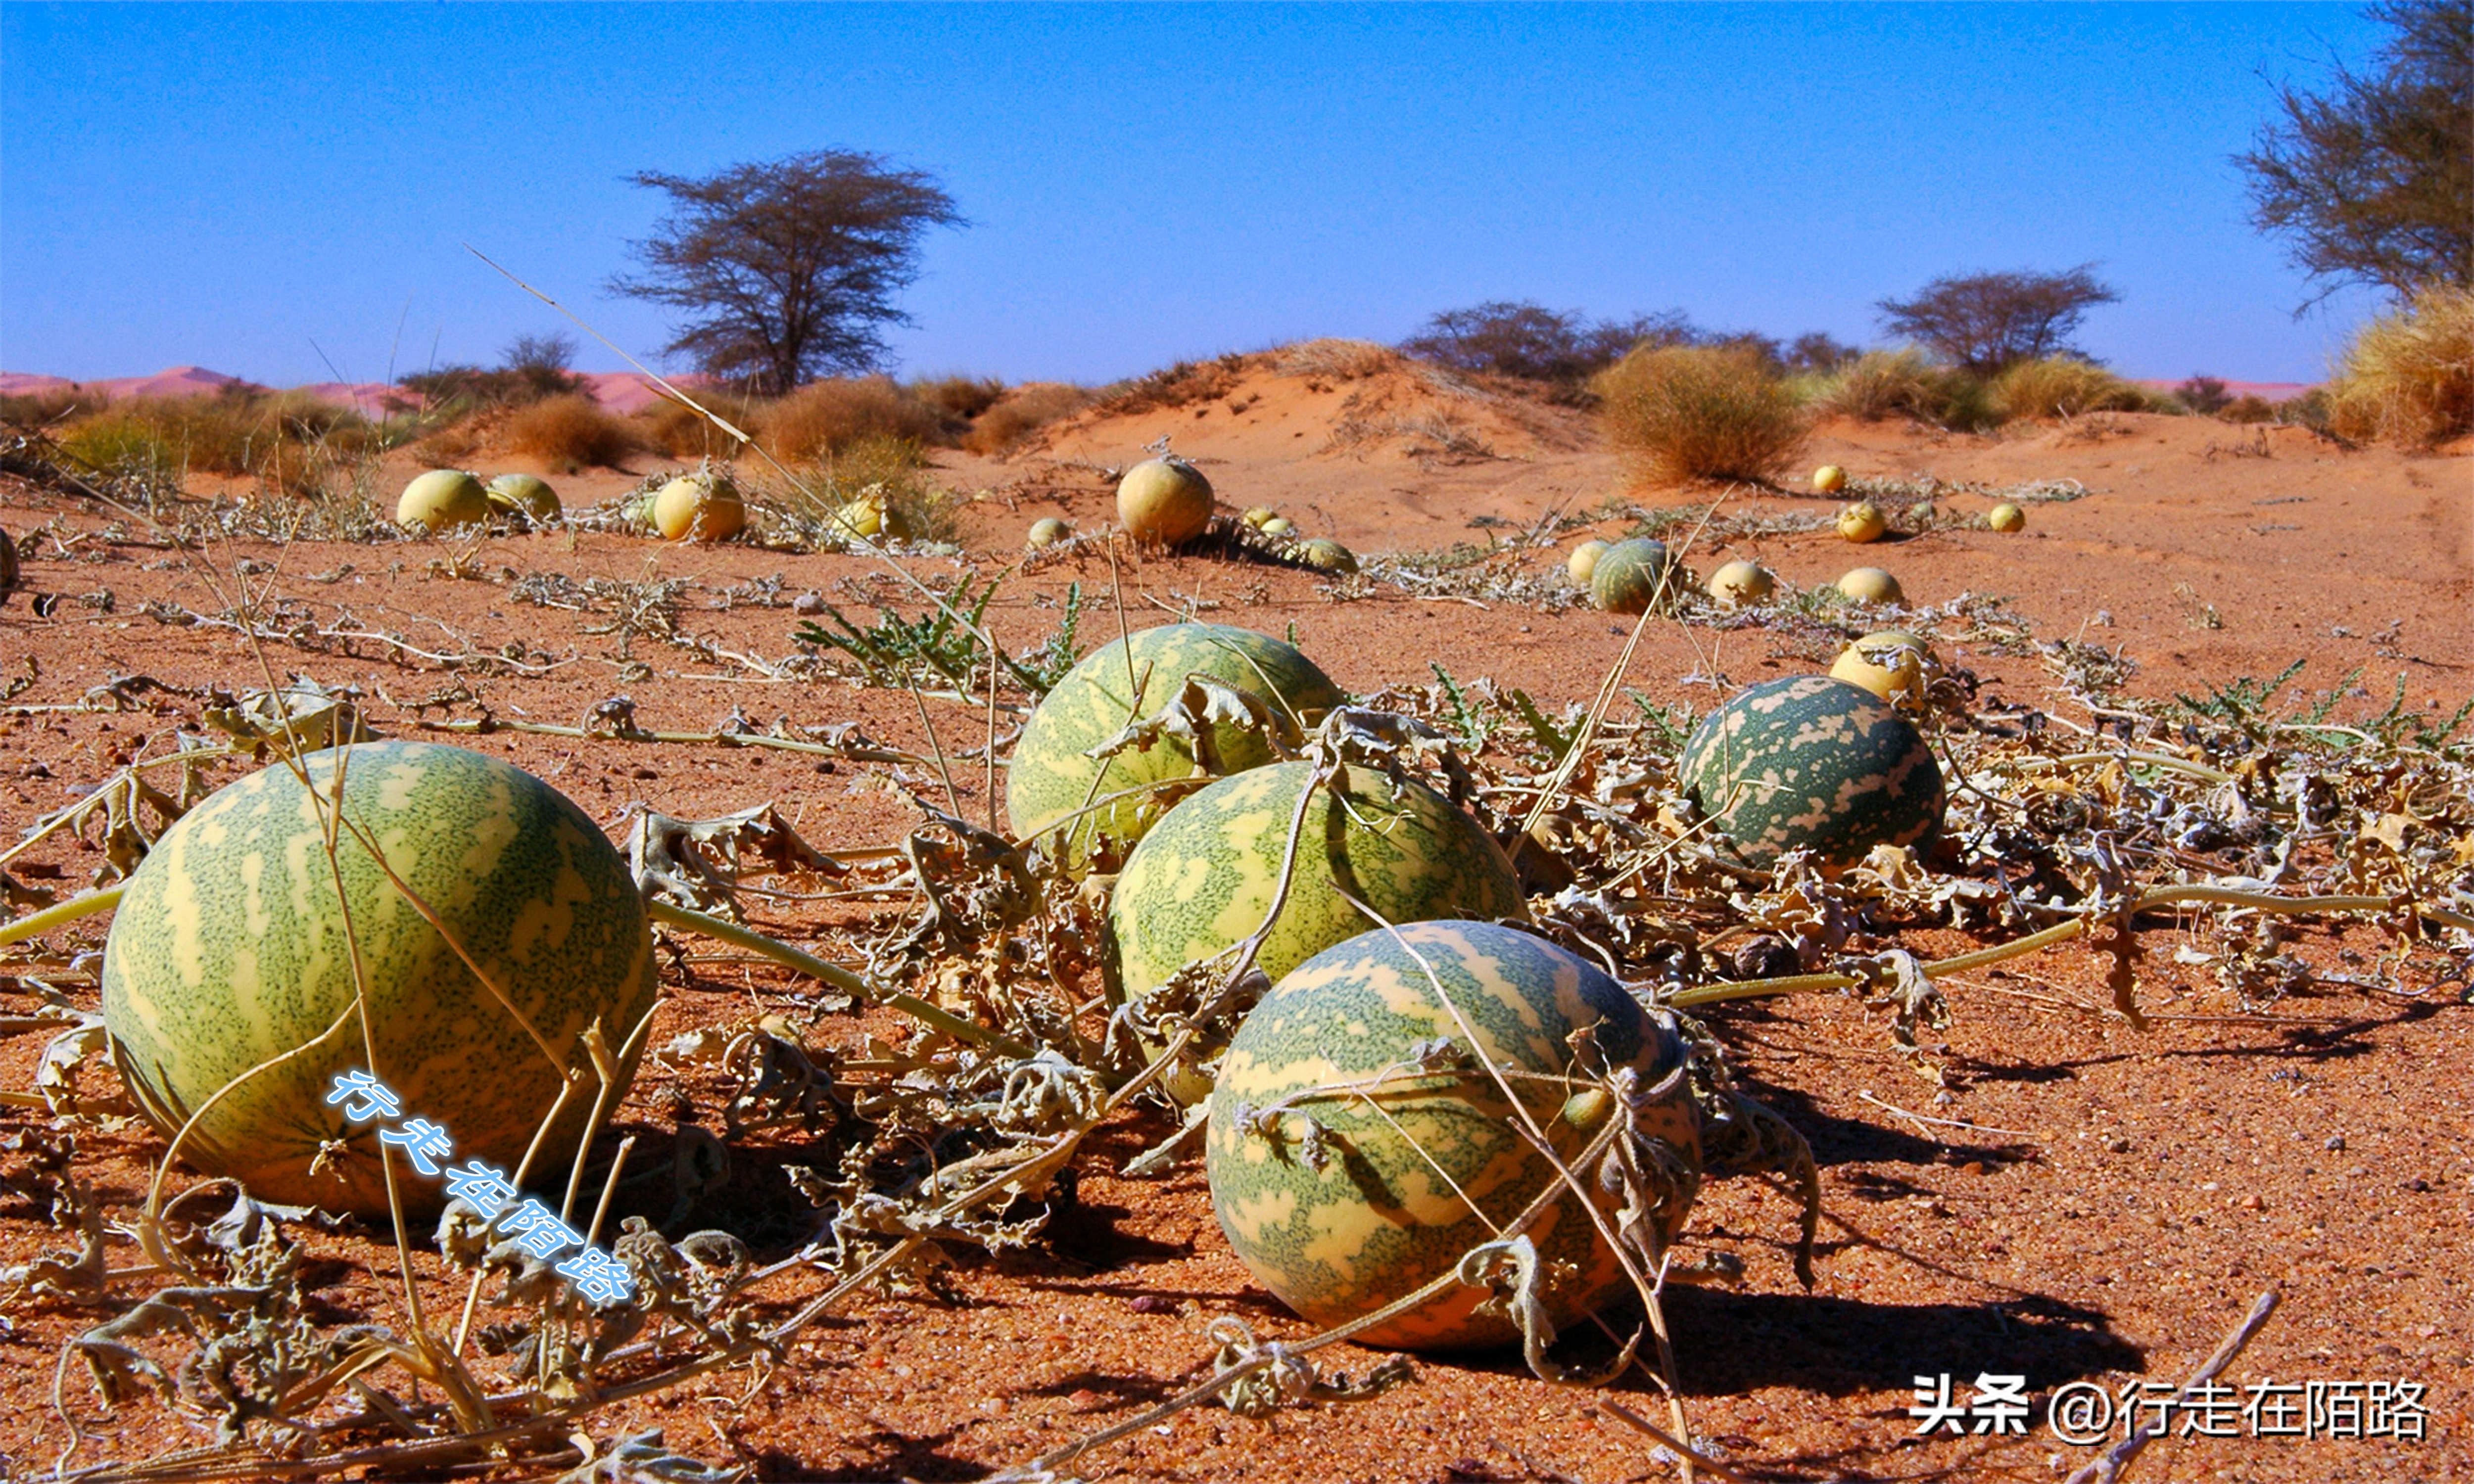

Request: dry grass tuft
left=961, top=382, right=1090, bottom=455
left=911, top=374, right=1007, bottom=422
left=763, top=377, right=946, bottom=464
left=1594, top=345, right=1807, bottom=483
left=2324, top=284, right=2474, bottom=447
left=504, top=393, right=645, bottom=469
left=51, top=389, right=378, bottom=494
left=631, top=395, right=752, bottom=460
left=1274, top=338, right=1403, bottom=380
left=1990, top=357, right=2158, bottom=420
left=1809, top=349, right=1998, bottom=430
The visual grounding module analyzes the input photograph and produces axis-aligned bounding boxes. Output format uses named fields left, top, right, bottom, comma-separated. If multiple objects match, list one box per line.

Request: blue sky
left=1, top=2, right=2394, bottom=388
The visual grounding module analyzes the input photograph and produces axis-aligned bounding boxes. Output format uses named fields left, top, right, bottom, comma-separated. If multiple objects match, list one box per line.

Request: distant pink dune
left=2134, top=378, right=2315, bottom=401
left=0, top=365, right=698, bottom=416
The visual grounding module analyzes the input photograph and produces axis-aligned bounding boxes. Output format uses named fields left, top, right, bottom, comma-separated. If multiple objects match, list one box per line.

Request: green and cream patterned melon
left=1590, top=538, right=1674, bottom=615
left=1006, top=624, right=1344, bottom=875
left=1103, top=761, right=1526, bottom=1096
left=1677, top=675, right=1944, bottom=869
left=101, top=740, right=659, bottom=1214
left=1207, top=920, right=1701, bottom=1350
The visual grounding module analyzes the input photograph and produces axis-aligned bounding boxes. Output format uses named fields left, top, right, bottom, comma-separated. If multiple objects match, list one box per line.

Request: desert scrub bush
left=631, top=394, right=751, bottom=459
left=782, top=432, right=957, bottom=543
left=1274, top=337, right=1403, bottom=379
left=1990, top=357, right=2157, bottom=419
left=53, top=390, right=374, bottom=493
left=762, top=376, right=947, bottom=463
left=0, top=386, right=105, bottom=428
left=1594, top=345, right=1807, bottom=483
left=910, top=374, right=1006, bottom=422
left=504, top=393, right=645, bottom=469
left=1084, top=353, right=1249, bottom=417
left=1810, top=349, right=1998, bottom=430
left=57, top=413, right=181, bottom=482
left=961, top=381, right=1088, bottom=454
left=2324, top=284, right=2474, bottom=447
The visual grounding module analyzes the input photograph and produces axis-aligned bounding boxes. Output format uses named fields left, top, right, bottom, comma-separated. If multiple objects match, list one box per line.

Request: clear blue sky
left=1, top=2, right=2394, bottom=388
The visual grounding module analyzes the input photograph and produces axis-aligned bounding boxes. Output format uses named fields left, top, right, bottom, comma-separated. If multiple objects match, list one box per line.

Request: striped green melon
left=1678, top=675, right=1944, bottom=869
left=1590, top=538, right=1673, bottom=615
left=1207, top=921, right=1701, bottom=1350
left=1105, top=761, right=1527, bottom=1102
left=1006, top=624, right=1344, bottom=875
left=101, top=741, right=658, bottom=1215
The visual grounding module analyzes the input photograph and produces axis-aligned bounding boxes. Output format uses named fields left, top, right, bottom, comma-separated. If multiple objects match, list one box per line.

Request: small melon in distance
left=1566, top=539, right=1610, bottom=585
left=1299, top=537, right=1357, bottom=574
left=1006, top=624, right=1343, bottom=875
left=654, top=471, right=745, bottom=542
left=1836, top=501, right=1887, bottom=543
left=1239, top=506, right=1277, bottom=529
left=1105, top=761, right=1527, bottom=1062
left=1812, top=464, right=1848, bottom=494
left=1591, top=538, right=1674, bottom=615
left=1679, top=675, right=1944, bottom=868
left=100, top=740, right=659, bottom=1214
left=1259, top=515, right=1295, bottom=537
left=398, top=470, right=490, bottom=533
left=1830, top=629, right=1937, bottom=707
left=1208, top=921, right=1701, bottom=1350
left=1988, top=502, right=2027, bottom=533
left=1117, top=455, right=1214, bottom=546
left=484, top=473, right=560, bottom=523
left=1027, top=516, right=1072, bottom=549
left=1837, top=566, right=1903, bottom=605
left=1706, top=559, right=1776, bottom=608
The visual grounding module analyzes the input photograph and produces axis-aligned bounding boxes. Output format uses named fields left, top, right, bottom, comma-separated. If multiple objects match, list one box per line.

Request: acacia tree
left=1875, top=267, right=2120, bottom=375
left=610, top=150, right=962, bottom=395
left=2236, top=0, right=2472, bottom=304
left=1401, top=301, right=1697, bottom=383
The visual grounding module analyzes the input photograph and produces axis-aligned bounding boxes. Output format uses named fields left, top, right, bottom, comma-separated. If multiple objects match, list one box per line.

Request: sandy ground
left=0, top=377, right=2470, bottom=1482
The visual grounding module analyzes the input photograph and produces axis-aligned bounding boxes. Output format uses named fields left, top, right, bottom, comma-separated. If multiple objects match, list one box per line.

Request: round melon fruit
left=1026, top=516, right=1072, bottom=549
left=1590, top=538, right=1674, bottom=616
left=1988, top=501, right=2026, bottom=533
left=1836, top=566, right=1903, bottom=605
left=1836, top=501, right=1886, bottom=544
left=1258, top=515, right=1295, bottom=538
left=397, top=470, right=489, bottom=533
left=101, top=740, right=659, bottom=1214
left=1566, top=539, right=1609, bottom=586
left=484, top=473, right=560, bottom=524
left=1105, top=761, right=1525, bottom=1026
left=1007, top=624, right=1343, bottom=875
left=1239, top=506, right=1277, bottom=529
left=1299, top=537, right=1357, bottom=574
left=1812, top=464, right=1847, bottom=494
left=1706, top=559, right=1775, bottom=608
left=1829, top=630, right=1936, bottom=707
left=1208, top=920, right=1699, bottom=1350
left=1678, top=675, right=1944, bottom=869
left=655, top=472, right=744, bottom=542
left=1117, top=455, right=1214, bottom=546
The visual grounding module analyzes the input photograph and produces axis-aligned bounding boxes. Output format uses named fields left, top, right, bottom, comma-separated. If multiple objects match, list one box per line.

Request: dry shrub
left=0, top=386, right=105, bottom=428
left=53, top=390, right=375, bottom=493
left=2220, top=394, right=2280, bottom=424
left=1274, top=338, right=1402, bottom=380
left=763, top=376, right=945, bottom=464
left=1990, top=357, right=2156, bottom=419
left=503, top=394, right=643, bottom=469
left=961, top=382, right=1089, bottom=455
left=1811, top=349, right=1997, bottom=430
left=411, top=424, right=481, bottom=467
left=2324, top=284, right=2474, bottom=447
left=632, top=397, right=749, bottom=460
left=1593, top=345, right=1806, bottom=483
left=1084, top=354, right=1247, bottom=418
left=910, top=375, right=1006, bottom=421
